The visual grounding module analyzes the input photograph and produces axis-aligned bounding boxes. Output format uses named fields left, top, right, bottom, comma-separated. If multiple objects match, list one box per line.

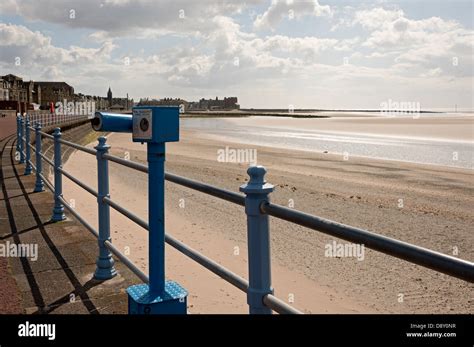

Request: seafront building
left=0, top=73, right=237, bottom=116
left=0, top=73, right=132, bottom=115
left=138, top=96, right=239, bottom=111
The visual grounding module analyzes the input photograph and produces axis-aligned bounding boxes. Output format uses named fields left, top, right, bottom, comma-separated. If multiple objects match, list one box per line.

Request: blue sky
left=0, top=0, right=472, bottom=110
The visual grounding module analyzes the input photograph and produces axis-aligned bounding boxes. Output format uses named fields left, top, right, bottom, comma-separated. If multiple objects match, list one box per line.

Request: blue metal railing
left=15, top=114, right=474, bottom=315
left=18, top=112, right=87, bottom=128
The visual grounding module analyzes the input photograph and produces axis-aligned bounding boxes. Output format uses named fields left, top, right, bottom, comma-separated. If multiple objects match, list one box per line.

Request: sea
left=181, top=116, right=474, bottom=170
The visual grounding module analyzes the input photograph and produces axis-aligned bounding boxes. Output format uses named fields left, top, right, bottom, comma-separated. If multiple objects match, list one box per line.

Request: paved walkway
left=0, top=116, right=138, bottom=314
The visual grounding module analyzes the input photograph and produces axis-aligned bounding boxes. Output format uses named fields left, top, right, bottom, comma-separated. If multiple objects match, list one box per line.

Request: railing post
left=16, top=114, right=21, bottom=154
left=24, top=116, right=32, bottom=175
left=34, top=123, right=44, bottom=192
left=19, top=116, right=25, bottom=164
left=147, top=142, right=166, bottom=295
left=51, top=128, right=66, bottom=221
left=94, top=136, right=117, bottom=280
left=240, top=165, right=275, bottom=314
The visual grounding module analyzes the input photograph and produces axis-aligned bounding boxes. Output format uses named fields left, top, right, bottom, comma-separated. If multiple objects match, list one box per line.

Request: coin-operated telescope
left=91, top=107, right=179, bottom=143
left=92, top=107, right=186, bottom=314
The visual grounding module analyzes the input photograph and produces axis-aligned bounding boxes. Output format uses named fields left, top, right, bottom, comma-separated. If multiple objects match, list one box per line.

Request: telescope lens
left=140, top=118, right=149, bottom=132
left=91, top=114, right=102, bottom=131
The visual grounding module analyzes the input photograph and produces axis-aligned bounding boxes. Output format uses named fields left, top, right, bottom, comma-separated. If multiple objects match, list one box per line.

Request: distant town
left=0, top=74, right=239, bottom=116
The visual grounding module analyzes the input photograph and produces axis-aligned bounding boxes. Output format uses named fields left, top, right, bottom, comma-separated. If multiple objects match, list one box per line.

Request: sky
left=0, top=0, right=472, bottom=110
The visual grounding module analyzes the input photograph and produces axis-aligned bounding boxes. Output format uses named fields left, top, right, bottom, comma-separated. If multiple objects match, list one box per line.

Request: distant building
left=223, top=97, right=238, bottom=109
left=1, top=74, right=41, bottom=112
left=110, top=103, right=125, bottom=111
left=0, top=74, right=135, bottom=113
left=191, top=97, right=239, bottom=110
left=1, top=74, right=41, bottom=104
left=105, top=88, right=133, bottom=111
left=138, top=97, right=188, bottom=110
left=35, top=81, right=74, bottom=108
left=0, top=73, right=224, bottom=114
left=138, top=96, right=239, bottom=111
left=95, top=95, right=109, bottom=110
left=2, top=74, right=28, bottom=104
left=74, top=88, right=132, bottom=111
left=0, top=78, right=10, bottom=101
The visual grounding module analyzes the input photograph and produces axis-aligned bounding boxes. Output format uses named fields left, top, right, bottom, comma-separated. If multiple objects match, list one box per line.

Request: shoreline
left=200, top=132, right=474, bottom=171
left=182, top=110, right=472, bottom=118
left=181, top=115, right=474, bottom=169
left=194, top=115, right=474, bottom=142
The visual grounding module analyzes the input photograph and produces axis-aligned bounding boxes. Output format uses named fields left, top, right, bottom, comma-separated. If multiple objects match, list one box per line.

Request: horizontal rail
left=58, top=189, right=149, bottom=284
left=103, top=197, right=147, bottom=229
left=165, top=172, right=245, bottom=206
left=39, top=151, right=54, bottom=167
left=102, top=196, right=258, bottom=306
left=58, top=138, right=96, bottom=156
left=165, top=234, right=249, bottom=293
left=102, top=153, right=147, bottom=173
left=103, top=153, right=246, bottom=206
left=59, top=199, right=149, bottom=283
left=38, top=131, right=54, bottom=140
left=58, top=196, right=98, bottom=239
left=263, top=294, right=302, bottom=314
left=39, top=172, right=54, bottom=193
left=104, top=240, right=149, bottom=283
left=261, top=202, right=474, bottom=283
left=59, top=167, right=98, bottom=197
left=103, top=196, right=249, bottom=293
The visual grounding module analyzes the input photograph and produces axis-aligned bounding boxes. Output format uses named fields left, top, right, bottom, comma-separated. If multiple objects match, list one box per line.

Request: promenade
left=0, top=115, right=137, bottom=314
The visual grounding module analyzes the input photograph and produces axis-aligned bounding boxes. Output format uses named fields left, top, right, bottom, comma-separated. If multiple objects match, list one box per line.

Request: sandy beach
left=60, top=114, right=474, bottom=314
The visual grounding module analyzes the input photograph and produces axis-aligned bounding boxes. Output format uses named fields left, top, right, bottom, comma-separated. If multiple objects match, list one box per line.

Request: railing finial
left=97, top=135, right=108, bottom=147
left=242, top=165, right=274, bottom=193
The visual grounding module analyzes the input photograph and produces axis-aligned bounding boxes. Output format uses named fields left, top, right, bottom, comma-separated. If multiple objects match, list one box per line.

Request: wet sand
left=218, top=114, right=474, bottom=141
left=61, top=127, right=474, bottom=314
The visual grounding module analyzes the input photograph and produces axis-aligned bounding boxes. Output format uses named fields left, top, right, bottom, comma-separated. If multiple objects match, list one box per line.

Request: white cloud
left=363, top=15, right=462, bottom=48
left=347, top=7, right=473, bottom=79
left=353, top=8, right=404, bottom=30
left=0, top=23, right=116, bottom=78
left=0, top=23, right=115, bottom=65
left=254, top=0, right=332, bottom=30
left=0, top=0, right=259, bottom=37
left=259, top=35, right=337, bottom=55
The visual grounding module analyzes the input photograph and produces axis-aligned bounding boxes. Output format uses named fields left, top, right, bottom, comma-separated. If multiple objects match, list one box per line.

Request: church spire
left=107, top=87, right=112, bottom=108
